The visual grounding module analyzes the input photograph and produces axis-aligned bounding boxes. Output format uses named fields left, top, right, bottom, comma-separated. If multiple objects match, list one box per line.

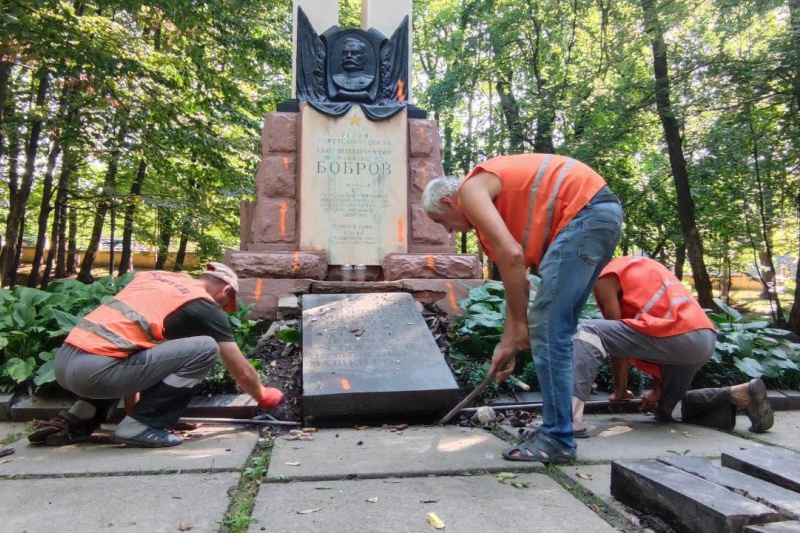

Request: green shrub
left=696, top=298, right=800, bottom=389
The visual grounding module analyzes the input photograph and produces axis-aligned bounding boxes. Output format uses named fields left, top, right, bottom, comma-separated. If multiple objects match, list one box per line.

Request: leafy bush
left=694, top=299, right=800, bottom=389
left=0, top=274, right=135, bottom=392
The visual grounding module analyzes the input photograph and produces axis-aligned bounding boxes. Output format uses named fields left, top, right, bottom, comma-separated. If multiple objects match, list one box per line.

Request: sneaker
left=110, top=427, right=183, bottom=448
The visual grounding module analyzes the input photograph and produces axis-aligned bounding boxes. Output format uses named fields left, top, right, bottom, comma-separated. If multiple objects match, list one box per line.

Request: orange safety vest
left=599, top=256, right=715, bottom=337
left=461, top=154, right=606, bottom=268
left=65, top=271, right=214, bottom=357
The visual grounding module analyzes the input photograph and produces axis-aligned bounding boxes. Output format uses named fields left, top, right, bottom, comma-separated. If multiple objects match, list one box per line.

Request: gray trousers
left=573, top=320, right=718, bottom=422
left=55, top=337, right=219, bottom=428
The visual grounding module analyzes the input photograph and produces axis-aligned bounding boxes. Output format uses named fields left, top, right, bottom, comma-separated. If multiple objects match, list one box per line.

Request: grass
left=220, top=438, right=274, bottom=533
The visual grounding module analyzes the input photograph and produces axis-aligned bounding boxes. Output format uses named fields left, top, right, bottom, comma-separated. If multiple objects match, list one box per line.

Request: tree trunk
left=1, top=72, right=49, bottom=287
left=0, top=99, right=21, bottom=287
left=674, top=240, right=686, bottom=282
left=77, top=117, right=127, bottom=282
left=43, top=145, right=75, bottom=285
left=67, top=182, right=78, bottom=275
left=118, top=158, right=147, bottom=276
left=786, top=0, right=800, bottom=333
left=495, top=78, right=526, bottom=154
left=0, top=47, right=13, bottom=158
left=174, top=218, right=190, bottom=272
left=155, top=209, right=172, bottom=270
left=29, top=83, right=72, bottom=287
left=640, top=0, right=715, bottom=309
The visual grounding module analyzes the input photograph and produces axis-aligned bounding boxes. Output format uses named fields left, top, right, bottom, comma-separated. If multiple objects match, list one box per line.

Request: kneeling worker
left=571, top=256, right=773, bottom=434
left=30, top=263, right=283, bottom=447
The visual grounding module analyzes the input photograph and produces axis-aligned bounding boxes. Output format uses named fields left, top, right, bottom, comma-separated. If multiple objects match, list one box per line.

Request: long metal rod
left=179, top=417, right=301, bottom=427
left=457, top=398, right=644, bottom=415
left=438, top=370, right=497, bottom=425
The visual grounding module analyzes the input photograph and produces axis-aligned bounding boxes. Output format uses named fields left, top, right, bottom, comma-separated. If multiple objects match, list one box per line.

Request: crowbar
left=179, top=417, right=300, bottom=427
left=438, top=369, right=497, bottom=425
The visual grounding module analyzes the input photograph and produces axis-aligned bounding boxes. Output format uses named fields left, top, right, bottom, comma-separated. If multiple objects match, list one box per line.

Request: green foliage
left=695, top=299, right=800, bottom=389
left=0, top=274, right=134, bottom=392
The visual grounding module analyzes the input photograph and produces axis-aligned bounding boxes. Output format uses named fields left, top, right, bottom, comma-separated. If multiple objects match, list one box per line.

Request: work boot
left=28, top=410, right=99, bottom=446
left=681, top=387, right=736, bottom=431
left=741, top=379, right=774, bottom=433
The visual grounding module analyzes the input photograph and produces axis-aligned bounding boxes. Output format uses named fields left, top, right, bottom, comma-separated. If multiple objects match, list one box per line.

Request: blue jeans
left=529, top=187, right=622, bottom=452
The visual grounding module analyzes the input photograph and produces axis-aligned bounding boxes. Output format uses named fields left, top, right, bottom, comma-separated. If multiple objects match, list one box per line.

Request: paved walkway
left=1, top=411, right=799, bottom=532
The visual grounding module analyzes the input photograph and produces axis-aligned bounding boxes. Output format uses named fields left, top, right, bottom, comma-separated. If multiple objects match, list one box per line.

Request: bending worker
left=570, top=256, right=773, bottom=435
left=29, top=263, right=283, bottom=447
left=422, top=154, right=623, bottom=464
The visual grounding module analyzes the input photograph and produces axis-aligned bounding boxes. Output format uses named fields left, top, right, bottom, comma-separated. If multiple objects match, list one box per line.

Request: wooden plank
left=611, top=460, right=782, bottom=533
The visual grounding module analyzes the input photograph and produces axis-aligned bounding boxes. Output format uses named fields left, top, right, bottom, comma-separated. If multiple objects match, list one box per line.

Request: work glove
left=257, top=386, right=284, bottom=410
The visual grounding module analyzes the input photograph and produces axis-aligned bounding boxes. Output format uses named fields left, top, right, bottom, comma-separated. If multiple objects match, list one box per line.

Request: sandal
left=518, top=425, right=589, bottom=441
left=502, top=435, right=577, bottom=464
left=110, top=427, right=183, bottom=448
left=745, top=379, right=774, bottom=433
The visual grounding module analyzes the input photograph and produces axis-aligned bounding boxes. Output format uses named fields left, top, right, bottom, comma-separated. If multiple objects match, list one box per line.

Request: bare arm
left=594, top=276, right=633, bottom=400
left=459, top=172, right=529, bottom=381
left=218, top=341, right=264, bottom=400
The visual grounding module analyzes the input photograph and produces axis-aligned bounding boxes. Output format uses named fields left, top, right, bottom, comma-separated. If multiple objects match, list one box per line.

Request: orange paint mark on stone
left=446, top=282, right=457, bottom=310
left=254, top=278, right=263, bottom=302
left=427, top=254, right=435, bottom=270
left=282, top=156, right=289, bottom=170
left=397, top=218, right=405, bottom=243
left=279, top=202, right=288, bottom=237
left=341, top=379, right=351, bottom=390
left=291, top=251, right=300, bottom=273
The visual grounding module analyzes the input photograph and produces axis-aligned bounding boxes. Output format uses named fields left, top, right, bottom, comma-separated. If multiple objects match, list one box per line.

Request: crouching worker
left=29, top=263, right=284, bottom=448
left=571, top=256, right=773, bottom=435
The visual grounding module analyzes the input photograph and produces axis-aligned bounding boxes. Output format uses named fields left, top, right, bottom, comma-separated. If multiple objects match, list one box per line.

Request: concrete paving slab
left=267, top=426, right=543, bottom=481
left=735, top=411, right=800, bottom=452
left=561, top=464, right=614, bottom=502
left=746, top=522, right=800, bottom=533
left=501, top=414, right=753, bottom=462
left=0, top=424, right=258, bottom=477
left=0, top=422, right=28, bottom=442
left=0, top=472, right=239, bottom=533
left=251, top=473, right=616, bottom=533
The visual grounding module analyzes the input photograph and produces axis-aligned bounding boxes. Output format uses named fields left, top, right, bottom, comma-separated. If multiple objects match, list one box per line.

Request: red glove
left=257, top=386, right=284, bottom=410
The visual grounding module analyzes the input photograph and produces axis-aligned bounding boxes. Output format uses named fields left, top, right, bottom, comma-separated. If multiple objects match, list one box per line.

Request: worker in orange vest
left=423, top=154, right=623, bottom=464
left=567, top=256, right=773, bottom=436
left=29, top=263, right=284, bottom=447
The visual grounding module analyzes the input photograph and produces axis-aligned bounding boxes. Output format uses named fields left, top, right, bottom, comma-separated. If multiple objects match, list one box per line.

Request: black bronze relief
left=296, top=7, right=409, bottom=121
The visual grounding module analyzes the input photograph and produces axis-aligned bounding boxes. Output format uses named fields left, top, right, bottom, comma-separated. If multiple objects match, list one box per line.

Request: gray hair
left=421, top=176, right=461, bottom=214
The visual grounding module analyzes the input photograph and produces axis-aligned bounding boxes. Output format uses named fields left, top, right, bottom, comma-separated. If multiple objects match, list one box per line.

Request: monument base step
left=722, top=446, right=800, bottom=493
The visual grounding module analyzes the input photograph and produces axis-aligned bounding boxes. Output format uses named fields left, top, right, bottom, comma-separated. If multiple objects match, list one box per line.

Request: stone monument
left=228, top=0, right=484, bottom=320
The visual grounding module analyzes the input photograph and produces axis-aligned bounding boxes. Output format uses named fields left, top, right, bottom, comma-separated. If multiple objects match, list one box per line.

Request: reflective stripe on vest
left=64, top=271, right=214, bottom=357
left=462, top=154, right=606, bottom=268
left=599, top=256, right=715, bottom=337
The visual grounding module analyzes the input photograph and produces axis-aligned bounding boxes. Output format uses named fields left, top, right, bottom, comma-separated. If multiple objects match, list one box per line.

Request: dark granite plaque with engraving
left=302, top=293, right=459, bottom=423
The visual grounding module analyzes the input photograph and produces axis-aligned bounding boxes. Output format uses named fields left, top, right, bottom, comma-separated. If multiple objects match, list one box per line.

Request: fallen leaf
left=366, top=497, right=379, bottom=503
left=496, top=472, right=517, bottom=483
left=178, top=523, right=192, bottom=531
left=576, top=473, right=594, bottom=481
left=598, top=425, right=633, bottom=437
left=296, top=508, right=321, bottom=514
left=285, top=461, right=302, bottom=466
left=427, top=512, right=446, bottom=530
left=510, top=481, right=531, bottom=489
left=420, top=499, right=438, bottom=504
left=314, top=487, right=332, bottom=490
left=349, top=327, right=365, bottom=336
left=302, top=427, right=317, bottom=433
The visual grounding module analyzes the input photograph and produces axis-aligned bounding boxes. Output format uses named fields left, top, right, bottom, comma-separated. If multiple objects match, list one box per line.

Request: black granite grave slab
left=661, top=456, right=800, bottom=519
left=722, top=447, right=800, bottom=493
left=745, top=522, right=800, bottom=533
left=302, top=293, right=459, bottom=424
left=611, top=460, right=782, bottom=533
